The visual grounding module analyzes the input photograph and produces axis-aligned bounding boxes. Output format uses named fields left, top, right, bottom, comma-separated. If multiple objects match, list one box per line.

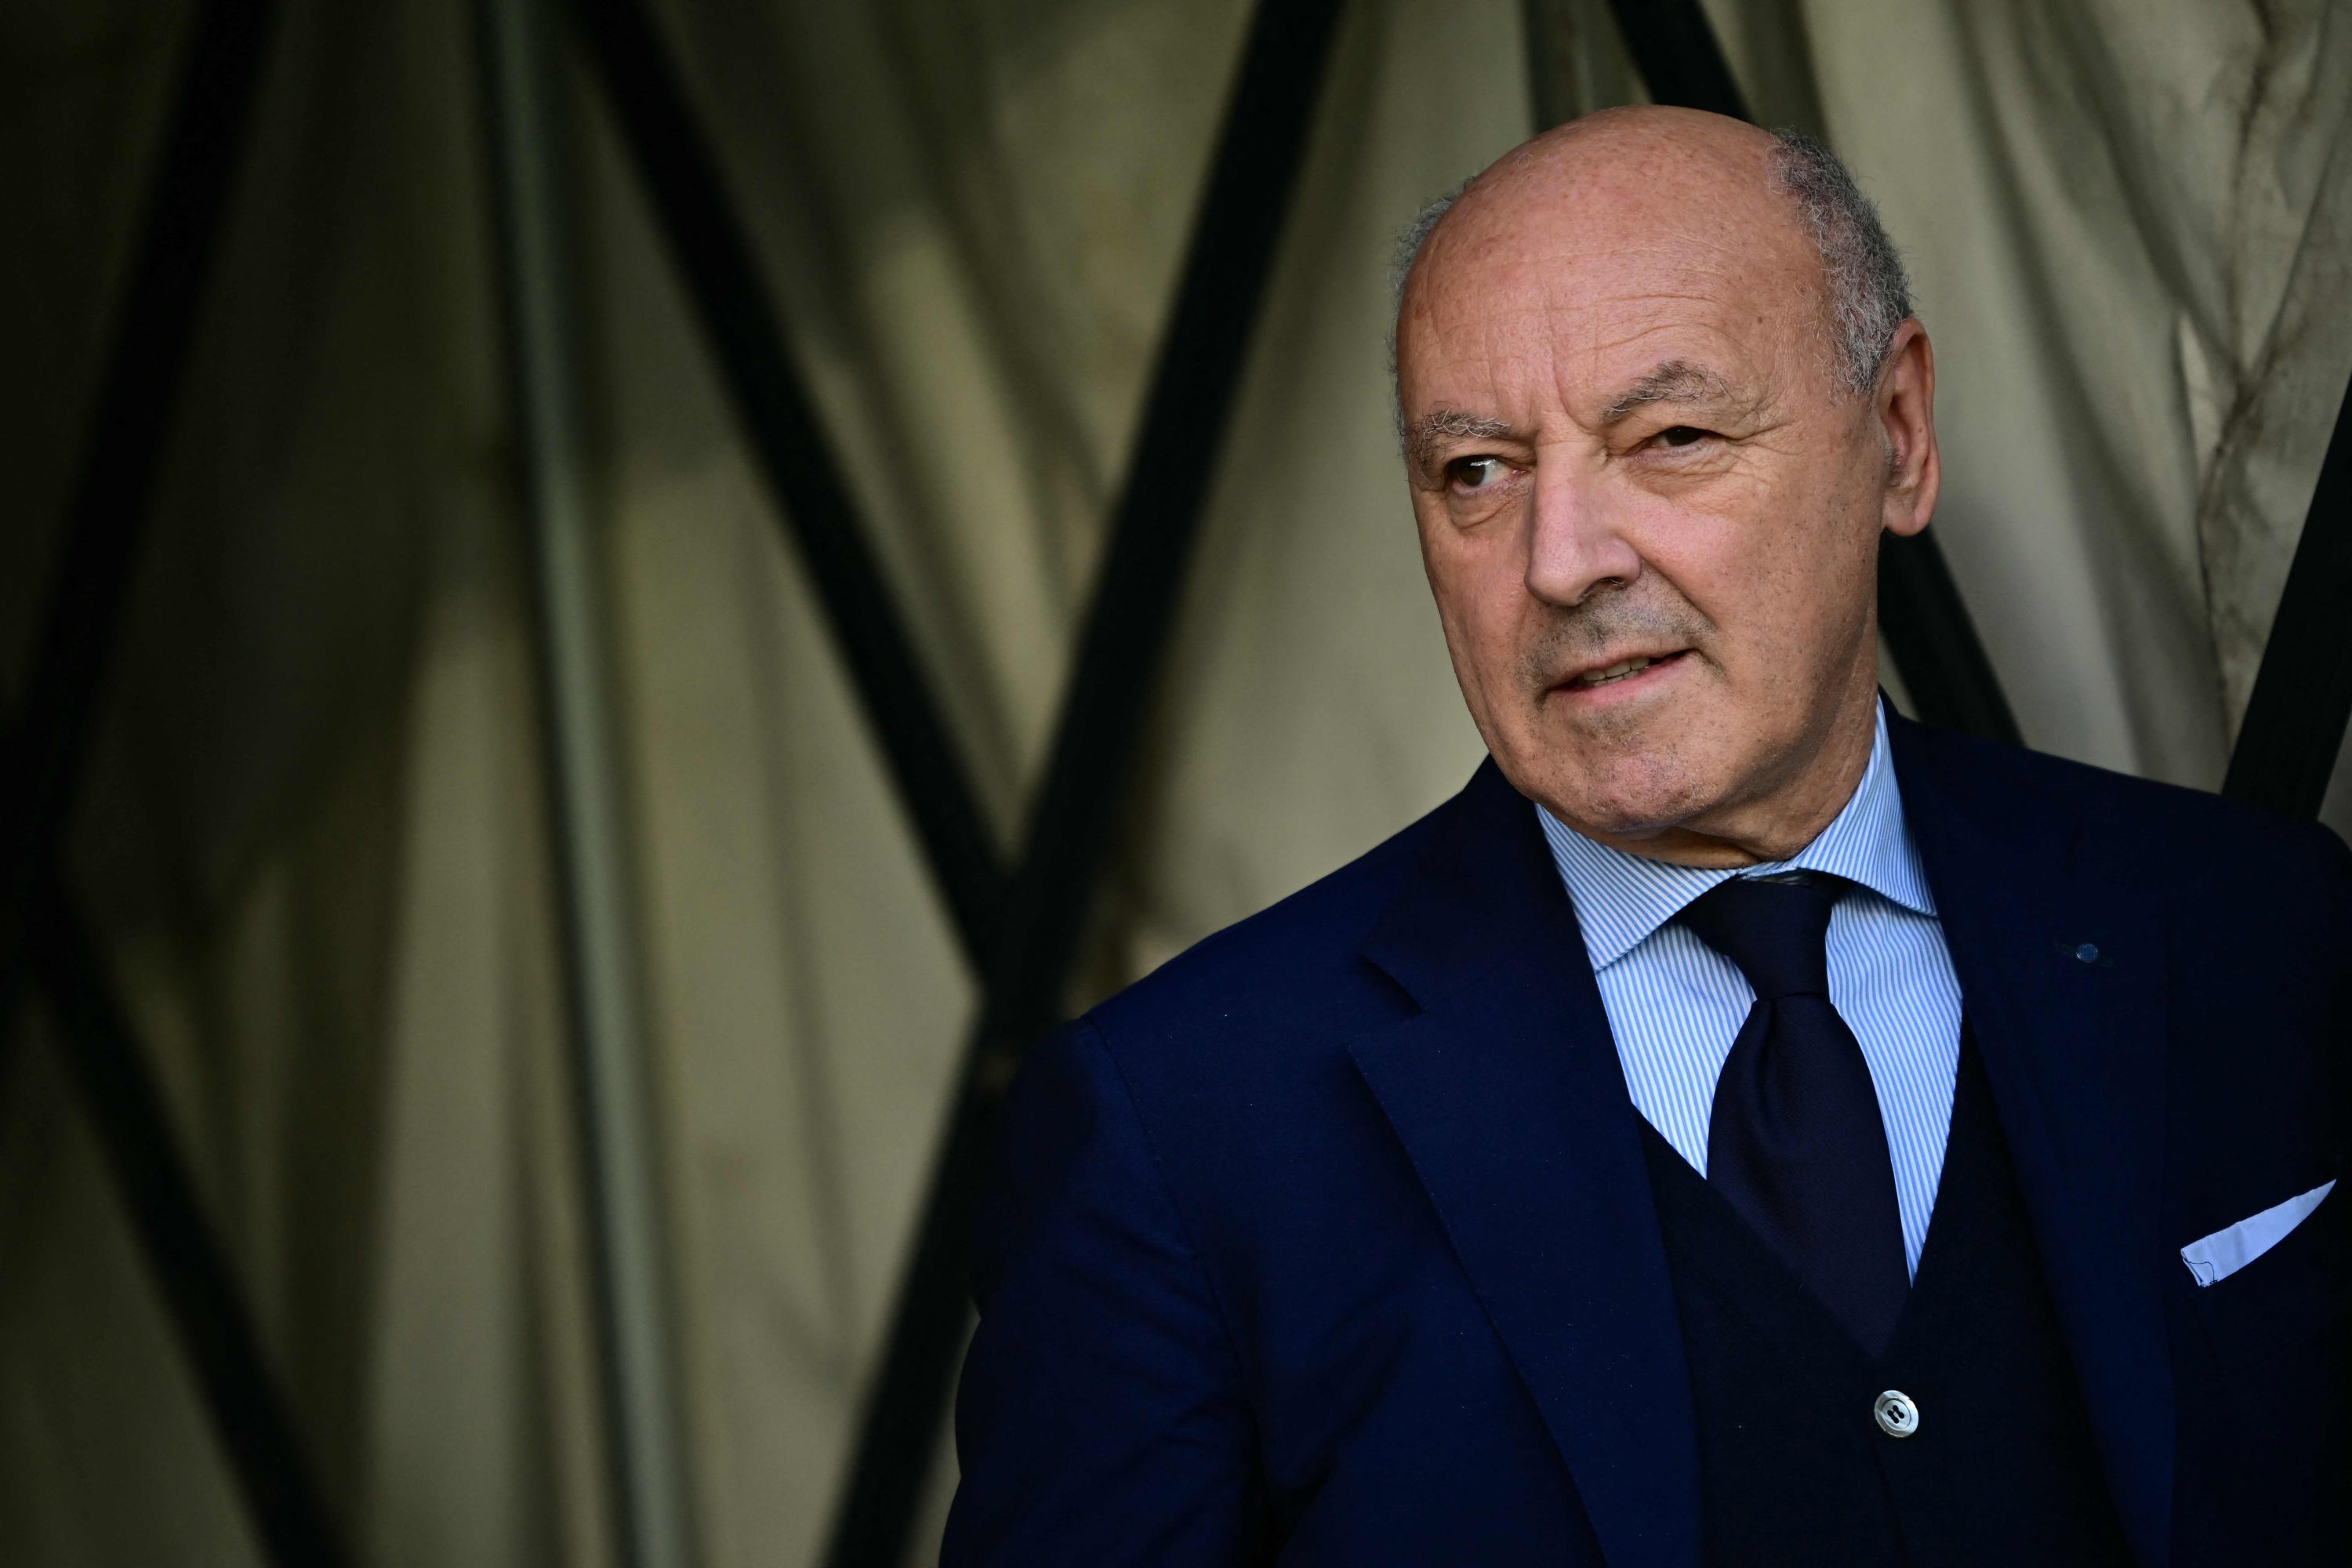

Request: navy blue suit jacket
left=943, top=716, right=2352, bottom=1565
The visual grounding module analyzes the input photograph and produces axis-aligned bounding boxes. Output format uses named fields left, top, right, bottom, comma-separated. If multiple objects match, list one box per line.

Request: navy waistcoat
left=1639, top=1030, right=2132, bottom=1565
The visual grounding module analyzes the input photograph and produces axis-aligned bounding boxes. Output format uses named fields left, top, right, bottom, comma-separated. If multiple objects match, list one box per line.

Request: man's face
left=1395, top=115, right=1934, bottom=859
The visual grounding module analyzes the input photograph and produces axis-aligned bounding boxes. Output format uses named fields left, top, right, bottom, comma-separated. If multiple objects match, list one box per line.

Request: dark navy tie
left=1679, top=873, right=1909, bottom=1357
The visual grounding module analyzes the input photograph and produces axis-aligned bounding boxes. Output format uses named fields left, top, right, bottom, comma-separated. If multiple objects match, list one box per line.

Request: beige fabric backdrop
left=0, top=0, right=2344, bottom=1563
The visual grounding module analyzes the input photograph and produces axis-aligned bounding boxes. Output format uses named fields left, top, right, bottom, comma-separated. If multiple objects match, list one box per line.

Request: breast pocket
left=2183, top=1178, right=2345, bottom=1381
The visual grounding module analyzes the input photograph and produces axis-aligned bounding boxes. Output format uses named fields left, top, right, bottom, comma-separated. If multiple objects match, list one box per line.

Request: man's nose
left=1525, top=450, right=1643, bottom=608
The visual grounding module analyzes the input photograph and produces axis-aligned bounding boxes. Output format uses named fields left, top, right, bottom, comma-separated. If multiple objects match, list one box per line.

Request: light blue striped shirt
left=1537, top=702, right=1962, bottom=1276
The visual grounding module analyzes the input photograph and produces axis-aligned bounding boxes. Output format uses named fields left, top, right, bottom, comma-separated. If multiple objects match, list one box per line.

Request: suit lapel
left=1892, top=718, right=2176, bottom=1566
left=1348, top=761, right=1700, bottom=1568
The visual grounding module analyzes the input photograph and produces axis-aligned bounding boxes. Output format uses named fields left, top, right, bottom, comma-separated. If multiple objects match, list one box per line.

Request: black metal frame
left=1597, top=0, right=2022, bottom=746
left=29, top=882, right=343, bottom=1566
left=2223, top=379, right=2352, bottom=817
left=1, top=0, right=279, bottom=1036
left=1602, top=0, right=1746, bottom=121
left=568, top=0, right=1007, bottom=967
left=561, top=0, right=1349, bottom=1561
left=818, top=5, right=1352, bottom=1559
left=0, top=2, right=346, bottom=1564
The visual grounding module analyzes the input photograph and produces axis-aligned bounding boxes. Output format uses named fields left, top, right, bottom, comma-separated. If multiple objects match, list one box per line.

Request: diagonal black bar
left=1598, top=0, right=2022, bottom=746
left=2223, top=375, right=2352, bottom=818
left=821, top=2, right=1351, bottom=1563
left=28, top=881, right=344, bottom=1566
left=0, top=6, right=347, bottom=1561
left=1602, top=0, right=1748, bottom=121
left=0, top=0, right=281, bottom=1052
left=1876, top=534, right=2021, bottom=746
left=565, top=0, right=1007, bottom=966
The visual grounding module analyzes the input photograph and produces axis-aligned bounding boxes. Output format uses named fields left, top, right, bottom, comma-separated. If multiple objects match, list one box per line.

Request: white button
left=1874, top=1389, right=1920, bottom=1439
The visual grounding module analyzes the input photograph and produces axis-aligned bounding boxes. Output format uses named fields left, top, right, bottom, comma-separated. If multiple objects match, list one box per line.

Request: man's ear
left=1876, top=319, right=1939, bottom=539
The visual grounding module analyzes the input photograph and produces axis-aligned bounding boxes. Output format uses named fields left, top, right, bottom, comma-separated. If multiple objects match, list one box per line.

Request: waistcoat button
left=1873, top=1388, right=1920, bottom=1438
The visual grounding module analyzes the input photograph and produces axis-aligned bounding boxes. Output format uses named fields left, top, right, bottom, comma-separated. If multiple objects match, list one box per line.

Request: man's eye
left=1448, top=456, right=1511, bottom=489
left=1653, top=425, right=1709, bottom=449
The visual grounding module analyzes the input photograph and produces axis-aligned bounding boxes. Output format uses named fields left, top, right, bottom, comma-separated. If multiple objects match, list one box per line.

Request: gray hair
left=1767, top=129, right=1911, bottom=395
left=1390, top=179, right=1467, bottom=309
left=1387, top=178, right=1468, bottom=429
left=1391, top=129, right=1911, bottom=398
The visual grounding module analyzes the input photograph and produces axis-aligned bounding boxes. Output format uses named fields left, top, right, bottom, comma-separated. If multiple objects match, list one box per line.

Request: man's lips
left=1553, top=648, right=1693, bottom=693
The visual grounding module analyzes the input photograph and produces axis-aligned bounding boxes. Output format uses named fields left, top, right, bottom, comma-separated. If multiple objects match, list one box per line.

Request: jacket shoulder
left=1893, top=717, right=2352, bottom=900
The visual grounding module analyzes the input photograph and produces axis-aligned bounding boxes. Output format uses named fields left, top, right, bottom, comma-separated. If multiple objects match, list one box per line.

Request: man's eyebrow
left=1596, top=360, right=1740, bottom=426
left=1405, top=408, right=1519, bottom=472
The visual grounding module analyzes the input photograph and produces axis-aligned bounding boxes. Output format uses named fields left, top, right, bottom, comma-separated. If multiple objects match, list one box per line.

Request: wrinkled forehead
left=1397, top=170, right=1825, bottom=416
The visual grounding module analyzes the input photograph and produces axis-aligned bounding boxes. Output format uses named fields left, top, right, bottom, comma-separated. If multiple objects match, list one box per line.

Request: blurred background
left=2, top=0, right=2347, bottom=1564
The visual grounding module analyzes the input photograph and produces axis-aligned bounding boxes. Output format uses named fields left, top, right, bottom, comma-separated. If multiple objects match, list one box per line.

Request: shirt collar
left=1537, top=699, right=1937, bottom=970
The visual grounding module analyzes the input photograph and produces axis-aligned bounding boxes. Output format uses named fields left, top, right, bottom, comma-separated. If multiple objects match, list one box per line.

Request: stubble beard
left=1505, top=581, right=1722, bottom=833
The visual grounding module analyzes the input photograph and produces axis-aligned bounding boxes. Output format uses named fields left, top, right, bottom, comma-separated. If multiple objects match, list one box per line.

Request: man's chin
left=1504, top=747, right=1719, bottom=843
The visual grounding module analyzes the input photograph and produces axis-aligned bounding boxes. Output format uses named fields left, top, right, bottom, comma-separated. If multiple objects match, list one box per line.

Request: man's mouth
left=1566, top=650, right=1689, bottom=689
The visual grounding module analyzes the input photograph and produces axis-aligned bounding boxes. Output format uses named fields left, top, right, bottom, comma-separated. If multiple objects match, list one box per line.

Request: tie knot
left=1677, top=873, right=1840, bottom=1000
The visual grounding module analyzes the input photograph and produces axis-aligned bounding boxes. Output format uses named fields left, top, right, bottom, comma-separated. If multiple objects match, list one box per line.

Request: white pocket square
left=2180, top=1180, right=2336, bottom=1287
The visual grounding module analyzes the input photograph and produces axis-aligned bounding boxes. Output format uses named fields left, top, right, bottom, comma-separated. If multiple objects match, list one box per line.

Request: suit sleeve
left=941, top=1018, right=1262, bottom=1565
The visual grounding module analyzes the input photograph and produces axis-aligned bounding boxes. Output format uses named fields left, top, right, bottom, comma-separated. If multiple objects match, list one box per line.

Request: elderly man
left=942, top=108, right=2350, bottom=1565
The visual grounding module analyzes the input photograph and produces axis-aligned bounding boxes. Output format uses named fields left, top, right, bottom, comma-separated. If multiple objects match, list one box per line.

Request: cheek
left=1418, top=526, right=1538, bottom=710
left=1420, top=513, right=1522, bottom=629
left=1639, top=463, right=1868, bottom=659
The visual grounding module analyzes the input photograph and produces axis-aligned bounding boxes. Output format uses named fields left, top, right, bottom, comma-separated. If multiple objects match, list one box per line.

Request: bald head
left=1392, top=106, right=1940, bottom=866
left=1398, top=109, right=1910, bottom=409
